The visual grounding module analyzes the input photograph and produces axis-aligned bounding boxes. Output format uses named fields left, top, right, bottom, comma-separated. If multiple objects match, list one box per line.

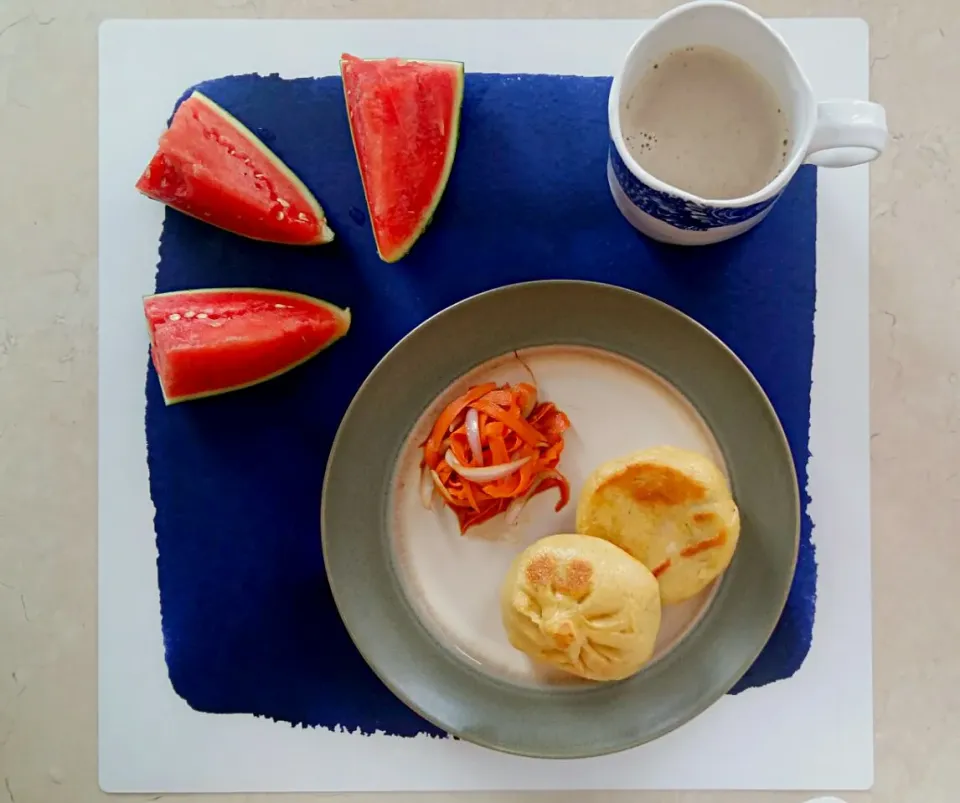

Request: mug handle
left=804, top=99, right=888, bottom=168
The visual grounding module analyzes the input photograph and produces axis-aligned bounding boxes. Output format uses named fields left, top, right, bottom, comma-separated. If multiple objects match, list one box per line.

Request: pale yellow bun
left=575, top=445, right=740, bottom=605
left=500, top=533, right=661, bottom=682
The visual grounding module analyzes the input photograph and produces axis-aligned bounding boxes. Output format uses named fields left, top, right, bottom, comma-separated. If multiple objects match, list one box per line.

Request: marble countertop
left=0, top=0, right=956, bottom=801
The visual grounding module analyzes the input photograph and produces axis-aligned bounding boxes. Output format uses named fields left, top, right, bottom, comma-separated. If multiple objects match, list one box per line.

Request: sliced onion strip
left=444, top=449, right=528, bottom=484
left=431, top=469, right=468, bottom=508
left=513, top=352, right=539, bottom=417
left=419, top=464, right=435, bottom=509
left=464, top=407, right=483, bottom=465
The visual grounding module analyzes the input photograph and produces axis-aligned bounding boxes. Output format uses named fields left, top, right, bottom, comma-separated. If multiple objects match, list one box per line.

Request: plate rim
left=321, top=279, right=800, bottom=758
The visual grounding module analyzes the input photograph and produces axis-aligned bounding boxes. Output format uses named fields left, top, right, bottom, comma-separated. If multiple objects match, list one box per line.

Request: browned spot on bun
left=603, top=463, right=707, bottom=505
left=554, top=558, right=593, bottom=601
left=525, top=553, right=593, bottom=602
left=524, top=553, right=557, bottom=587
left=680, top=528, right=728, bottom=557
left=692, top=511, right=716, bottom=524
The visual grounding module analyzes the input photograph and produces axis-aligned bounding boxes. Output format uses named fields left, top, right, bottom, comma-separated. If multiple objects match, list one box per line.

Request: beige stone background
left=0, top=0, right=956, bottom=801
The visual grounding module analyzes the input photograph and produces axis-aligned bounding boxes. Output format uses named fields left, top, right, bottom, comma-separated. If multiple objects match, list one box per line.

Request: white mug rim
left=608, top=0, right=817, bottom=209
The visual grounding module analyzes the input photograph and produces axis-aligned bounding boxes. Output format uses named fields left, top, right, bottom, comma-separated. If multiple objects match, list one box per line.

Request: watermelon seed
left=169, top=313, right=181, bottom=321
left=197, top=313, right=208, bottom=319
left=184, top=311, right=195, bottom=318
left=278, top=198, right=290, bottom=208
left=297, top=212, right=309, bottom=222
left=276, top=211, right=285, bottom=221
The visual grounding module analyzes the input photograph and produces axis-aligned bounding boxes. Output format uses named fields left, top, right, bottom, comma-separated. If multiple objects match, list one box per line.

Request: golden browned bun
left=575, top=445, right=740, bottom=605
left=500, top=533, right=661, bottom=681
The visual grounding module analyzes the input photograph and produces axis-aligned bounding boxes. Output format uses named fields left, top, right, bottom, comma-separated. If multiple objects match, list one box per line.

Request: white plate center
left=390, top=345, right=726, bottom=687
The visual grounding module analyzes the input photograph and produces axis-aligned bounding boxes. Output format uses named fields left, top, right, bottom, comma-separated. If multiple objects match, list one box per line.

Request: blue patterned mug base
left=609, top=145, right=782, bottom=234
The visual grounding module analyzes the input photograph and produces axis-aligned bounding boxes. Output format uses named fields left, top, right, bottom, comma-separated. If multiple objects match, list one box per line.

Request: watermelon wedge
left=136, top=91, right=334, bottom=245
left=144, top=288, right=350, bottom=404
left=340, top=54, right=464, bottom=262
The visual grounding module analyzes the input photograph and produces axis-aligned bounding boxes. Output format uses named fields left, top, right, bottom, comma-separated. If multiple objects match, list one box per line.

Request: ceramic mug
left=607, top=0, right=888, bottom=246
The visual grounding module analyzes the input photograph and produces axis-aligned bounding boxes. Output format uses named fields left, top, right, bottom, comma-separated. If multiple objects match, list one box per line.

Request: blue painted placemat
left=146, top=72, right=817, bottom=737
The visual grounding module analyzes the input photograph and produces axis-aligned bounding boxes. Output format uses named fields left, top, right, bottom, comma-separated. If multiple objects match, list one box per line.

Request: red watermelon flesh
left=144, top=288, right=350, bottom=404
left=340, top=54, right=464, bottom=262
left=136, top=92, right=334, bottom=246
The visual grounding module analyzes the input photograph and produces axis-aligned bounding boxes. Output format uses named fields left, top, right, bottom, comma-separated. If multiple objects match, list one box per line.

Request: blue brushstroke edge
left=145, top=71, right=817, bottom=737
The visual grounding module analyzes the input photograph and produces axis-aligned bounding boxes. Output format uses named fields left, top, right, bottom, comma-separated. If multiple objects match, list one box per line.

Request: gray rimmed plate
left=321, top=280, right=799, bottom=758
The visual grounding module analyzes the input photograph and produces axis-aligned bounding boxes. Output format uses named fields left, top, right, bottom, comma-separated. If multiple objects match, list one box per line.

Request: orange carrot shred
left=469, top=399, right=547, bottom=448
left=652, top=559, right=672, bottom=578
left=488, top=432, right=510, bottom=465
left=480, top=388, right=515, bottom=407
left=536, top=474, right=570, bottom=511
left=515, top=382, right=537, bottom=413
left=423, top=382, right=497, bottom=467
left=448, top=431, right=472, bottom=466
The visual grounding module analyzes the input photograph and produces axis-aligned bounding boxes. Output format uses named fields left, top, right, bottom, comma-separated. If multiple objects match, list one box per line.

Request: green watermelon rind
left=340, top=57, right=465, bottom=263
left=144, top=287, right=351, bottom=405
left=143, top=91, right=336, bottom=246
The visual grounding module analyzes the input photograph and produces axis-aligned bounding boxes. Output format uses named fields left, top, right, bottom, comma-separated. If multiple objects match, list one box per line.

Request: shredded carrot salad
left=420, top=381, right=572, bottom=534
